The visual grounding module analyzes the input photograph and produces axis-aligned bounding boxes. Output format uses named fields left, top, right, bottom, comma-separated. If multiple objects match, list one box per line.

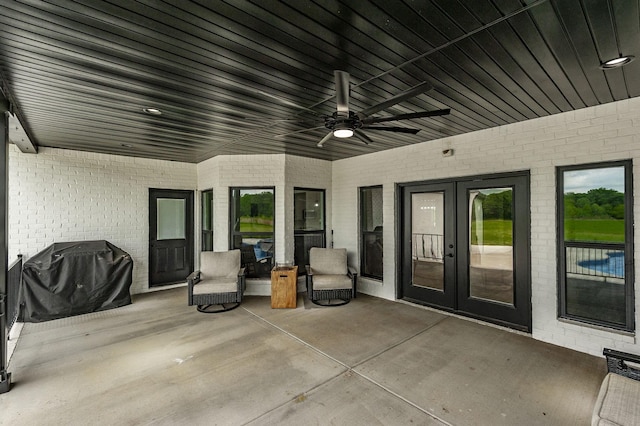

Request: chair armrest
left=187, top=271, right=200, bottom=284
left=604, top=348, right=640, bottom=381
left=238, top=267, right=246, bottom=277
left=348, top=266, right=357, bottom=278
left=305, top=265, right=313, bottom=276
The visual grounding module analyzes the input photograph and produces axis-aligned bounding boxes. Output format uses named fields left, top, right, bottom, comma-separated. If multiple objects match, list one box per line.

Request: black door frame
left=396, top=171, right=531, bottom=332
left=149, top=188, right=194, bottom=287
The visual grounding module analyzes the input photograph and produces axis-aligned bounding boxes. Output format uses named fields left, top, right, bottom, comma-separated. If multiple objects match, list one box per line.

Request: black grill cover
left=20, top=240, right=133, bottom=322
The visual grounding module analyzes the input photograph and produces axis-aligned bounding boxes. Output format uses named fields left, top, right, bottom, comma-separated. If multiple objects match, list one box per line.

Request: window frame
left=556, top=160, right=634, bottom=331
left=359, top=185, right=384, bottom=280
left=229, top=186, right=276, bottom=277
left=293, top=187, right=326, bottom=271
left=201, top=189, right=213, bottom=251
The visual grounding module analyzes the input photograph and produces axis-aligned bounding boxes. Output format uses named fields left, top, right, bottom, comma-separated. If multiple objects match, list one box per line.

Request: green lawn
left=239, top=223, right=273, bottom=232
left=471, top=219, right=513, bottom=245
left=564, top=219, right=624, bottom=242
left=470, top=218, right=625, bottom=245
left=239, top=216, right=274, bottom=232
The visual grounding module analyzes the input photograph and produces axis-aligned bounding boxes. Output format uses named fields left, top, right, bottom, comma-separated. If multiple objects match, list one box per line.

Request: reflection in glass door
left=456, top=176, right=530, bottom=330
left=468, top=188, right=514, bottom=305
left=412, top=192, right=445, bottom=291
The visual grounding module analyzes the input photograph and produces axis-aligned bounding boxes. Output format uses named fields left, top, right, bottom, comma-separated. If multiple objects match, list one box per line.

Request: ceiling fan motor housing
left=324, top=111, right=362, bottom=132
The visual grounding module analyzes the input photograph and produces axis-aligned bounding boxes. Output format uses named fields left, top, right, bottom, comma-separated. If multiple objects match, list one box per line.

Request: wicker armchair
left=592, top=348, right=640, bottom=425
left=306, top=247, right=357, bottom=306
left=187, top=250, right=246, bottom=313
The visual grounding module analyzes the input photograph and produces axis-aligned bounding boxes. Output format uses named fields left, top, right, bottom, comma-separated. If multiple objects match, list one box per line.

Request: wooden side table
left=271, top=265, right=298, bottom=308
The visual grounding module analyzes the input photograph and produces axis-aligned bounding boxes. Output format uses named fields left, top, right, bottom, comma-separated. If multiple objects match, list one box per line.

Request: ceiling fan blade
left=334, top=70, right=350, bottom=115
left=317, top=131, right=334, bottom=147
left=353, top=129, right=372, bottom=145
left=362, top=109, right=451, bottom=124
left=358, top=81, right=433, bottom=118
left=363, top=126, right=420, bottom=134
left=274, top=125, right=326, bottom=139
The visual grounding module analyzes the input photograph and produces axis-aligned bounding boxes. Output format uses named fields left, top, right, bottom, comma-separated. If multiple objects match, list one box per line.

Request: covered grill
left=20, top=240, right=133, bottom=322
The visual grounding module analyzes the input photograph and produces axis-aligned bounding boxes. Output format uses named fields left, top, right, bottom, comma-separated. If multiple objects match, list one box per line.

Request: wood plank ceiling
left=0, top=0, right=638, bottom=163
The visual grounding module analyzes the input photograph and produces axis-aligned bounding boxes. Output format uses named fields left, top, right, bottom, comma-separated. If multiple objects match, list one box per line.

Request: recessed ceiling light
left=600, top=55, right=635, bottom=69
left=142, top=107, right=162, bottom=115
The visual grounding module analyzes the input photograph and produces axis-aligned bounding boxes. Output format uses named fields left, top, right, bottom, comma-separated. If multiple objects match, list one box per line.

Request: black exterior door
left=149, top=189, right=194, bottom=287
left=399, top=173, right=531, bottom=332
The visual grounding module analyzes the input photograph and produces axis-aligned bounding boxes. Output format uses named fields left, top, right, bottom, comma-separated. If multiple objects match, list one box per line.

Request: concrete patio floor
left=1, top=288, right=606, bottom=425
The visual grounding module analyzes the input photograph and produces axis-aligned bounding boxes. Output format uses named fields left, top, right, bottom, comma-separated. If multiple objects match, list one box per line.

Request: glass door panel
left=456, top=175, right=530, bottom=331
left=401, top=182, right=456, bottom=309
left=157, top=198, right=186, bottom=240
left=468, top=188, right=514, bottom=305
left=411, top=192, right=445, bottom=291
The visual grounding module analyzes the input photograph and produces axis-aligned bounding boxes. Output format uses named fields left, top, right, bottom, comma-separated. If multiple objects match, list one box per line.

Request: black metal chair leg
left=196, top=302, right=241, bottom=313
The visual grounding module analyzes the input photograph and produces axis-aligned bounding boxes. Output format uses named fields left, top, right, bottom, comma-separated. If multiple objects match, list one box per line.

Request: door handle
left=446, top=253, right=454, bottom=258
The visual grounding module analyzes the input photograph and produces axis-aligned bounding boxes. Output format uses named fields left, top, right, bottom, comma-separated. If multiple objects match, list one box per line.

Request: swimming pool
left=578, top=252, right=625, bottom=277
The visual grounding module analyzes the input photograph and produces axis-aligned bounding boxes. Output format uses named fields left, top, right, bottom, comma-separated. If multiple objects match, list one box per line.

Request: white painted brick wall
left=8, top=146, right=197, bottom=294
left=196, top=154, right=331, bottom=264
left=332, top=96, right=640, bottom=357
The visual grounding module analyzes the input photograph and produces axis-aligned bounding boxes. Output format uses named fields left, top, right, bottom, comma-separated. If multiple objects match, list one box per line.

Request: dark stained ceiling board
left=0, top=0, right=638, bottom=163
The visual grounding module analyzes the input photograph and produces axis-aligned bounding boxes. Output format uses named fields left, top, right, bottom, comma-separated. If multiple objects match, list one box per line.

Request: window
left=229, top=187, right=275, bottom=278
left=201, top=189, right=213, bottom=251
left=294, top=188, right=325, bottom=271
left=360, top=186, right=383, bottom=280
left=557, top=161, right=634, bottom=331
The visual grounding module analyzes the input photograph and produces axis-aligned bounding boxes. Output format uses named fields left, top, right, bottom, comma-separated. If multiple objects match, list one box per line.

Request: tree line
left=472, top=187, right=623, bottom=221
left=564, top=188, right=624, bottom=220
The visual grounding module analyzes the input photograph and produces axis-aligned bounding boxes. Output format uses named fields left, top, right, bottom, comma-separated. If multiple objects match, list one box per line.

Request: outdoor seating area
left=1, top=287, right=606, bottom=425
left=2, top=1, right=640, bottom=422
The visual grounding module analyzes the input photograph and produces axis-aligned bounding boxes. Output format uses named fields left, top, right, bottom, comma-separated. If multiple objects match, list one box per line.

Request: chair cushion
left=200, top=250, right=240, bottom=280
left=309, top=248, right=348, bottom=275
left=312, top=274, right=353, bottom=290
left=193, top=278, right=238, bottom=295
left=592, top=373, right=640, bottom=425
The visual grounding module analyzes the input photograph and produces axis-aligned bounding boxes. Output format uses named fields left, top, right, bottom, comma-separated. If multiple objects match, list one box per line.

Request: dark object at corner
left=20, top=240, right=133, bottom=322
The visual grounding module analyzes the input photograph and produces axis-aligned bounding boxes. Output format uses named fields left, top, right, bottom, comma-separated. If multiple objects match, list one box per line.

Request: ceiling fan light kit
left=333, top=128, right=354, bottom=138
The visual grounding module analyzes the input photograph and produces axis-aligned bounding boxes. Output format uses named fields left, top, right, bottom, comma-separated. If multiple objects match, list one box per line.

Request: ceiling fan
left=282, top=71, right=451, bottom=147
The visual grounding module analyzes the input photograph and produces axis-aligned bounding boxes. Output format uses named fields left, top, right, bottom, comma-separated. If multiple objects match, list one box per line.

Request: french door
left=400, top=173, right=531, bottom=331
